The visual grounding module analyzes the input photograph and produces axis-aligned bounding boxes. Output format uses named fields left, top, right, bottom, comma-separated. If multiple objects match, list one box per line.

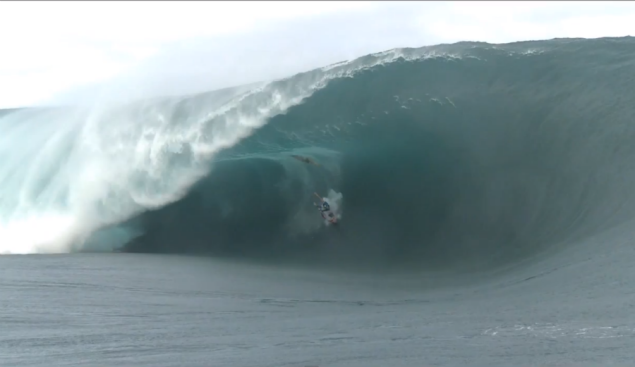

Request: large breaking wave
left=2, top=37, right=635, bottom=272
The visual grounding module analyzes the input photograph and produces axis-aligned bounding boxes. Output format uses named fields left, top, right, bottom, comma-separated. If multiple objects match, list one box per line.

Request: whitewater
left=3, top=37, right=635, bottom=366
left=0, top=47, right=419, bottom=255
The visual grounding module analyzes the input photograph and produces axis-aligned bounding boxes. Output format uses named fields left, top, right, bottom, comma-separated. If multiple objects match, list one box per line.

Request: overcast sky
left=1, top=1, right=634, bottom=108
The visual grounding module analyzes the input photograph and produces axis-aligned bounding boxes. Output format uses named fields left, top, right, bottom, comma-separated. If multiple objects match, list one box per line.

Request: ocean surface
left=2, top=37, right=635, bottom=366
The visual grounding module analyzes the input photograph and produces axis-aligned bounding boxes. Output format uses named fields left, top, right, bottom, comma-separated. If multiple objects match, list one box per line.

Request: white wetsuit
left=317, top=201, right=336, bottom=222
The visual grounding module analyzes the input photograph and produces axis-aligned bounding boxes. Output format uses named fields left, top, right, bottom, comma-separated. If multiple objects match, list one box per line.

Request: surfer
left=292, top=155, right=320, bottom=166
left=313, top=192, right=338, bottom=224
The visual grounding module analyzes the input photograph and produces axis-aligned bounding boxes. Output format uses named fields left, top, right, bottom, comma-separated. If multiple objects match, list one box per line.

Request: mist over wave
left=2, top=37, right=635, bottom=274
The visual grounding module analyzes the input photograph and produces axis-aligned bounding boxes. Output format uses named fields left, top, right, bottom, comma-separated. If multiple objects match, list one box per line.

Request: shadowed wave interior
left=118, top=38, right=635, bottom=272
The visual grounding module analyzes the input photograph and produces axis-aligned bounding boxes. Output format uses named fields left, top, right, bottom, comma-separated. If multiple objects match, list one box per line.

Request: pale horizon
left=1, top=1, right=634, bottom=109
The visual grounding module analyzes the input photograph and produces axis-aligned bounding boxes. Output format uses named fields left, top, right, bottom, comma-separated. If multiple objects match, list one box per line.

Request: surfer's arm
left=313, top=192, right=322, bottom=201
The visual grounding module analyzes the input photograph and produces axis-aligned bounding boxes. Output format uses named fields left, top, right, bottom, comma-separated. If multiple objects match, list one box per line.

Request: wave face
left=3, top=37, right=635, bottom=272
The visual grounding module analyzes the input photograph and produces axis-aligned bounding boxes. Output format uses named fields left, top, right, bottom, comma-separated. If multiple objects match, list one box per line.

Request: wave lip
left=0, top=42, right=468, bottom=255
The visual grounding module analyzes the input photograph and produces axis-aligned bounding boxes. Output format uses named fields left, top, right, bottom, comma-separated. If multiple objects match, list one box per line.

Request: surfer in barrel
left=313, top=192, right=338, bottom=225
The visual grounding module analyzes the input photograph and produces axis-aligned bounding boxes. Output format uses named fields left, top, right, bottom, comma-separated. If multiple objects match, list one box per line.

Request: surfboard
left=322, top=211, right=338, bottom=225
